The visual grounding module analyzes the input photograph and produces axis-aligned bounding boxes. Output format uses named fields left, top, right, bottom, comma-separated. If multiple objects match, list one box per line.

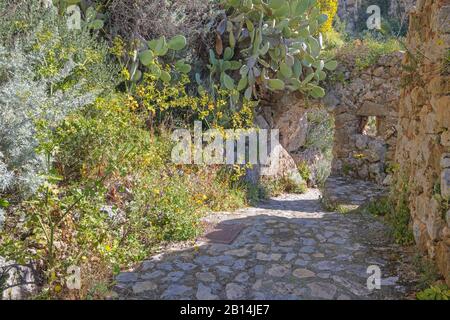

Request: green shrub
left=0, top=1, right=115, bottom=198
left=318, top=0, right=338, bottom=33
left=298, top=161, right=312, bottom=183
left=354, top=37, right=403, bottom=70
left=417, top=285, right=450, bottom=300
left=364, top=175, right=414, bottom=245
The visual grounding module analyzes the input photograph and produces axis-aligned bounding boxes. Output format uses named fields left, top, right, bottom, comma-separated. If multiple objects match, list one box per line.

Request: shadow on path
left=114, top=190, right=415, bottom=300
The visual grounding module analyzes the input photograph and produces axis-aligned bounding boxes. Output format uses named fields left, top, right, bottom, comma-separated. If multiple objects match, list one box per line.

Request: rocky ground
left=113, top=189, right=417, bottom=300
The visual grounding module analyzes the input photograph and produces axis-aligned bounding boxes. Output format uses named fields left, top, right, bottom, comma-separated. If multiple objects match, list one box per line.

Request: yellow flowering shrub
left=318, top=0, right=338, bottom=33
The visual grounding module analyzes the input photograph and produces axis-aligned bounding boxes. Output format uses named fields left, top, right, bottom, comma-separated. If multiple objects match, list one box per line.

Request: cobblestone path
left=114, top=189, right=414, bottom=300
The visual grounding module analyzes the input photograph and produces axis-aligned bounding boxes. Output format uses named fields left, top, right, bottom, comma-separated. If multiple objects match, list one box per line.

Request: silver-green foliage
left=0, top=45, right=96, bottom=196
left=203, top=0, right=338, bottom=103
left=0, top=3, right=113, bottom=196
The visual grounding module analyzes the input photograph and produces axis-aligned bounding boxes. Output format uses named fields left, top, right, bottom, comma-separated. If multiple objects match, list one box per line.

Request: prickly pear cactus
left=133, top=35, right=191, bottom=83
left=204, top=0, right=337, bottom=102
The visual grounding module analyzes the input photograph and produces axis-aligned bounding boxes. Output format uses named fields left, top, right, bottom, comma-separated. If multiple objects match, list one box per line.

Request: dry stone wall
left=395, top=0, right=450, bottom=285
left=327, top=50, right=403, bottom=184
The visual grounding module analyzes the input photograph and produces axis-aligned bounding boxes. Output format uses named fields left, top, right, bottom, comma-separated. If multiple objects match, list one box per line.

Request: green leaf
left=223, top=73, right=235, bottom=90
left=318, top=14, right=328, bottom=25
left=139, top=50, right=154, bottom=66
left=168, top=35, right=187, bottom=51
left=237, top=76, right=248, bottom=91
left=132, top=69, right=142, bottom=82
left=149, top=36, right=168, bottom=56
left=175, top=62, right=192, bottom=74
left=302, top=72, right=315, bottom=84
left=240, top=65, right=249, bottom=76
left=309, top=85, right=325, bottom=98
left=293, top=58, right=303, bottom=78
left=273, top=3, right=290, bottom=17
left=268, top=79, right=285, bottom=90
left=85, top=7, right=97, bottom=21
left=244, top=86, right=253, bottom=100
left=317, top=70, right=327, bottom=80
left=307, top=36, right=320, bottom=57
left=280, top=62, right=293, bottom=78
left=268, top=0, right=284, bottom=10
left=160, top=70, right=171, bottom=83
left=89, top=19, right=104, bottom=30
left=0, top=198, right=10, bottom=208
left=223, top=47, right=234, bottom=61
left=295, top=0, right=309, bottom=15
left=324, top=60, right=338, bottom=71
left=229, top=60, right=242, bottom=70
left=148, top=64, right=161, bottom=79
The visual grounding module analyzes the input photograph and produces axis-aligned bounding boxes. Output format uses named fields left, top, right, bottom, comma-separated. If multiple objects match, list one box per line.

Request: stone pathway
left=322, top=175, right=388, bottom=206
left=114, top=189, right=415, bottom=300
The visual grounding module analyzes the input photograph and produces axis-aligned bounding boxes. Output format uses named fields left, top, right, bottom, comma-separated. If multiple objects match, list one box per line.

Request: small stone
left=254, top=265, right=265, bottom=276
left=256, top=252, right=282, bottom=261
left=293, top=268, right=316, bottom=278
left=294, top=259, right=309, bottom=266
left=300, top=246, right=316, bottom=253
left=307, top=282, right=337, bottom=299
left=132, top=281, right=157, bottom=294
left=226, top=283, right=246, bottom=299
left=196, top=272, right=216, bottom=282
left=175, top=262, right=197, bottom=271
left=141, top=261, right=155, bottom=271
left=232, top=259, right=246, bottom=270
left=441, top=169, right=450, bottom=198
left=163, top=271, right=184, bottom=282
left=162, top=285, right=192, bottom=299
left=141, top=270, right=165, bottom=280
left=115, top=272, right=138, bottom=283
left=285, top=253, right=297, bottom=262
left=234, top=272, right=250, bottom=283
left=225, top=248, right=250, bottom=257
left=302, top=238, right=316, bottom=246
left=158, top=262, right=174, bottom=271
left=266, top=264, right=290, bottom=277
left=196, top=283, right=218, bottom=300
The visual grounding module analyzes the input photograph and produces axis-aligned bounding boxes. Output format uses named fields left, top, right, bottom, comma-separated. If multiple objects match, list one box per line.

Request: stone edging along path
left=113, top=189, right=416, bottom=300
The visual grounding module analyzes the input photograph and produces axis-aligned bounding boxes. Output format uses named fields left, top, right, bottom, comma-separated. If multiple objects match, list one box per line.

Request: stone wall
left=328, top=50, right=403, bottom=184
left=395, top=0, right=450, bottom=285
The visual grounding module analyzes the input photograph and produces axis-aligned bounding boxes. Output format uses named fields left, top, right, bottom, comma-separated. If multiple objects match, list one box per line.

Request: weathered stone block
left=441, top=130, right=450, bottom=147
left=441, top=169, right=450, bottom=198
left=441, top=154, right=450, bottom=168
left=436, top=243, right=450, bottom=286
left=357, top=101, right=389, bottom=117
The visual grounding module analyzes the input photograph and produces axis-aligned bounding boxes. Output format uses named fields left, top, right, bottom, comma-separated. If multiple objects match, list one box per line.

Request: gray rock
left=162, top=285, right=193, bottom=299
left=196, top=272, right=216, bottom=282
left=196, top=283, right=219, bottom=300
left=116, top=272, right=138, bottom=283
left=266, top=264, right=290, bottom=277
left=132, top=281, right=157, bottom=294
left=293, top=268, right=316, bottom=278
left=234, top=272, right=250, bottom=283
left=163, top=271, right=185, bottom=282
left=307, top=282, right=337, bottom=299
left=225, top=283, right=246, bottom=299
